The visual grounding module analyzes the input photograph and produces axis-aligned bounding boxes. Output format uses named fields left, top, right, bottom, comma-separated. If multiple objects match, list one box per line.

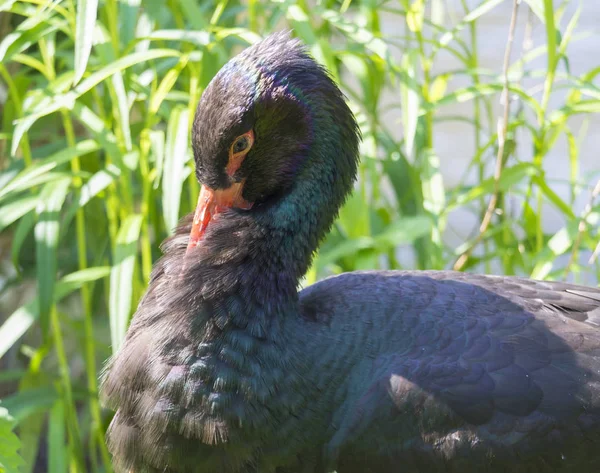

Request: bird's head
left=188, top=32, right=360, bottom=251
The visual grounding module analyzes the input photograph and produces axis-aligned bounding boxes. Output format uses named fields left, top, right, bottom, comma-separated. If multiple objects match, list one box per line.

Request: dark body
left=101, top=33, right=600, bottom=473
left=102, top=214, right=600, bottom=473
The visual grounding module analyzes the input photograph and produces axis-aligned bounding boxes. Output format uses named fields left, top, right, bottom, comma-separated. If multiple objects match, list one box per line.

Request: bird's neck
left=186, top=146, right=355, bottom=330
left=111, top=148, right=357, bottom=450
left=159, top=209, right=305, bottom=343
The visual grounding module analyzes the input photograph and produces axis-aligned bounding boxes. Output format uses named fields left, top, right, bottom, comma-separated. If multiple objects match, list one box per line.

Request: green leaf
left=421, top=150, right=446, bottom=216
left=175, top=0, right=207, bottom=30
left=0, top=371, right=24, bottom=383
left=543, top=0, right=557, bottom=72
left=120, top=0, right=141, bottom=47
left=373, top=216, right=432, bottom=247
left=47, top=401, right=66, bottom=473
left=149, top=29, right=211, bottom=46
left=463, top=0, right=504, bottom=23
left=73, top=0, right=99, bottom=84
left=531, top=221, right=579, bottom=279
left=383, top=153, right=424, bottom=216
left=148, top=55, right=189, bottom=119
left=0, top=1, right=17, bottom=13
left=111, top=71, right=133, bottom=152
left=213, top=28, right=261, bottom=45
left=162, top=107, right=190, bottom=232
left=11, top=212, right=35, bottom=273
left=0, top=406, right=23, bottom=473
left=454, top=163, right=540, bottom=206
left=316, top=237, right=374, bottom=270
left=436, top=84, right=544, bottom=118
left=566, top=100, right=600, bottom=114
left=522, top=202, right=539, bottom=241
left=338, top=188, right=370, bottom=238
left=533, top=176, right=575, bottom=219
left=150, top=130, right=165, bottom=189
left=12, top=49, right=180, bottom=154
left=1, top=388, right=58, bottom=425
left=0, top=18, right=62, bottom=64
left=429, top=74, right=449, bottom=102
left=315, top=216, right=431, bottom=271
left=70, top=103, right=122, bottom=167
left=523, top=0, right=544, bottom=23
left=0, top=196, right=38, bottom=232
left=61, top=164, right=121, bottom=235
left=400, top=50, right=420, bottom=156
left=0, top=267, right=111, bottom=360
left=0, top=303, right=38, bottom=363
left=109, top=215, right=143, bottom=353
left=0, top=140, right=98, bottom=202
left=34, top=178, right=71, bottom=338
left=0, top=172, right=71, bottom=203
left=406, top=0, right=425, bottom=33
left=58, top=266, right=112, bottom=294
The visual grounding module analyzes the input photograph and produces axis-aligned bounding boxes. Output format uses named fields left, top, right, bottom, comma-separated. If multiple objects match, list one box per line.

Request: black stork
left=101, top=32, right=600, bottom=473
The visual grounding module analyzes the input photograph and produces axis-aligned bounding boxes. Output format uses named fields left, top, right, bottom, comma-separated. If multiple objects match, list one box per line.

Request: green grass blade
left=0, top=20, right=62, bottom=64
left=150, top=130, right=165, bottom=189
left=315, top=237, right=375, bottom=271
left=337, top=189, right=370, bottom=238
left=0, top=1, right=18, bottom=12
left=12, top=49, right=180, bottom=155
left=11, top=211, right=36, bottom=273
left=61, top=164, right=121, bottom=235
left=70, top=103, right=122, bottom=167
left=523, top=0, right=544, bottom=22
left=34, top=178, right=71, bottom=338
left=0, top=140, right=98, bottom=201
left=162, top=107, right=190, bottom=233
left=120, top=0, right=140, bottom=47
left=373, top=216, right=432, bottom=247
left=463, top=0, right=504, bottom=22
left=109, top=215, right=143, bottom=353
left=0, top=301, right=39, bottom=361
left=175, top=0, right=207, bottom=30
left=543, top=0, right=557, bottom=73
left=533, top=175, right=576, bottom=219
left=0, top=195, right=39, bottom=232
left=421, top=150, right=446, bottom=218
left=110, top=71, right=133, bottom=151
left=0, top=267, right=111, bottom=360
left=400, top=50, right=420, bottom=156
left=453, top=163, right=540, bottom=207
left=531, top=221, right=579, bottom=279
left=47, top=400, right=66, bottom=473
left=149, top=29, right=211, bottom=46
left=74, top=0, right=99, bottom=84
left=1, top=387, right=59, bottom=425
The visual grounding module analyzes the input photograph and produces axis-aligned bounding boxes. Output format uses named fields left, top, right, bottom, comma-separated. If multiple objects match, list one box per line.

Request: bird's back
left=298, top=270, right=600, bottom=472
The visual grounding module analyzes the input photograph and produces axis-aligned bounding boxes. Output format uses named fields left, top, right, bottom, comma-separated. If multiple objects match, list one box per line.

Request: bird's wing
left=301, top=271, right=600, bottom=470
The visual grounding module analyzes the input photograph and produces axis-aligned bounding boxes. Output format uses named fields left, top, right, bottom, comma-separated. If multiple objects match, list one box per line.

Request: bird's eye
left=232, top=135, right=251, bottom=154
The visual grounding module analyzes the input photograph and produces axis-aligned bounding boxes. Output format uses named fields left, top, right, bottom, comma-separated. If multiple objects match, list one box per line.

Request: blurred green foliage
left=0, top=0, right=599, bottom=471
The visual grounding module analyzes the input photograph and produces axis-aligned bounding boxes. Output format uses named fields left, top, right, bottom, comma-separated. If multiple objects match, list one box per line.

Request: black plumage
left=101, top=33, right=600, bottom=473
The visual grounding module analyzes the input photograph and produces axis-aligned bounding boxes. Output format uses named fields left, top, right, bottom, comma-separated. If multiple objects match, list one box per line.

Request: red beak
left=187, top=181, right=253, bottom=253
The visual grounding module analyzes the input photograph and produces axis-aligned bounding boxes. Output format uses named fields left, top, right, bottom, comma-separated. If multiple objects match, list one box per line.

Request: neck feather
left=101, top=134, right=359, bottom=463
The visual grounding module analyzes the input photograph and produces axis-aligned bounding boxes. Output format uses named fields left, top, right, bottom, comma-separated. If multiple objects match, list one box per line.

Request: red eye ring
left=227, top=130, right=254, bottom=177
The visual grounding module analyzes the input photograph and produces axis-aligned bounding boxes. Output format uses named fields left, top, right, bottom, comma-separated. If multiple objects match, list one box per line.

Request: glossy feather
left=101, top=33, right=600, bottom=473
